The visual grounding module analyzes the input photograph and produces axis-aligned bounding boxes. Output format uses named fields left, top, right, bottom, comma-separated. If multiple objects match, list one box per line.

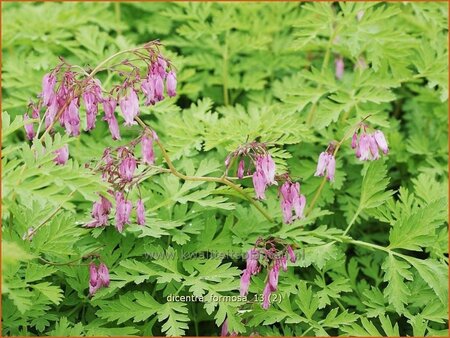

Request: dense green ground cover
left=2, top=2, right=448, bottom=336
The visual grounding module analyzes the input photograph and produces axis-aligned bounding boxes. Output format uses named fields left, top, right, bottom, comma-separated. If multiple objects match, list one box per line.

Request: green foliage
left=1, top=1, right=448, bottom=337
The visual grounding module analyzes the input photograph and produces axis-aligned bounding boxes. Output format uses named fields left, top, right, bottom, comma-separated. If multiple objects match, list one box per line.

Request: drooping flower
left=259, top=155, right=276, bottom=185
left=45, top=96, right=59, bottom=130
left=335, top=56, right=344, bottom=80
left=115, top=192, right=132, bottom=232
left=314, top=152, right=336, bottom=182
left=240, top=269, right=251, bottom=296
left=262, top=283, right=271, bottom=310
left=287, top=245, right=296, bottom=263
left=351, top=132, right=358, bottom=149
left=63, top=99, right=81, bottom=136
left=268, top=263, right=280, bottom=291
left=252, top=170, right=267, bottom=200
left=83, top=86, right=101, bottom=131
left=118, top=156, right=137, bottom=182
left=89, top=263, right=101, bottom=296
left=220, top=318, right=229, bottom=337
left=262, top=263, right=280, bottom=310
left=368, top=134, right=380, bottom=160
left=141, top=133, right=155, bottom=165
left=23, top=113, right=35, bottom=140
left=326, top=155, right=336, bottom=181
left=54, top=145, right=69, bottom=165
left=136, top=199, right=146, bottom=226
left=98, top=263, right=110, bottom=287
left=41, top=73, right=56, bottom=107
left=220, top=317, right=237, bottom=337
left=357, top=133, right=371, bottom=161
left=237, top=160, right=245, bottom=179
left=166, top=71, right=177, bottom=97
left=246, top=248, right=260, bottom=275
left=374, top=130, right=389, bottom=154
left=102, top=99, right=121, bottom=140
left=119, top=89, right=139, bottom=126
left=154, top=74, right=164, bottom=101
left=141, top=76, right=156, bottom=106
left=86, top=195, right=112, bottom=228
left=89, top=262, right=110, bottom=296
left=279, top=181, right=306, bottom=223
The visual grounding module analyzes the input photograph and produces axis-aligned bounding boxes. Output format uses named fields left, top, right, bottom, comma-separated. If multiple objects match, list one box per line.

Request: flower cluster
left=314, top=141, right=337, bottom=181
left=352, top=125, right=389, bottom=161
left=85, top=130, right=158, bottom=232
left=279, top=180, right=306, bottom=223
left=225, top=141, right=277, bottom=198
left=23, top=41, right=176, bottom=166
left=240, top=238, right=296, bottom=310
left=89, top=262, right=110, bottom=296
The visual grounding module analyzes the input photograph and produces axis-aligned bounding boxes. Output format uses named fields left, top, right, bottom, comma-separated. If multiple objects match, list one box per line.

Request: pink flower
left=280, top=181, right=306, bottom=223
left=314, top=152, right=336, bottom=181
left=83, top=91, right=100, bottom=131
left=252, top=170, right=267, bottom=200
left=262, top=283, right=271, bottom=310
left=166, top=71, right=177, bottom=97
left=141, top=134, right=155, bottom=165
left=136, top=199, right=146, bottom=225
left=220, top=318, right=229, bottom=337
left=287, top=245, right=296, bottom=263
left=374, top=130, right=389, bottom=154
left=237, top=160, right=245, bottom=179
left=141, top=77, right=155, bottom=106
left=157, top=57, right=168, bottom=78
left=98, top=263, right=110, bottom=287
left=335, top=56, right=344, bottom=80
left=326, top=154, right=336, bottom=181
left=118, top=156, right=136, bottom=182
left=368, top=134, right=380, bottom=160
left=115, top=192, right=132, bottom=232
left=119, top=89, right=139, bottom=126
left=154, top=75, right=164, bottom=101
left=41, top=73, right=56, bottom=106
left=351, top=132, right=358, bottom=149
left=240, top=269, right=251, bottom=296
left=246, top=248, right=260, bottom=275
left=102, top=99, right=121, bottom=140
left=54, top=145, right=69, bottom=165
left=358, top=133, right=371, bottom=161
left=86, top=195, right=112, bottom=228
left=260, top=155, right=276, bottom=185
left=89, top=263, right=101, bottom=296
left=268, top=264, right=280, bottom=291
left=45, top=97, right=59, bottom=130
left=280, top=256, right=288, bottom=272
left=89, top=262, right=110, bottom=296
left=23, top=113, right=35, bottom=140
left=64, top=99, right=81, bottom=136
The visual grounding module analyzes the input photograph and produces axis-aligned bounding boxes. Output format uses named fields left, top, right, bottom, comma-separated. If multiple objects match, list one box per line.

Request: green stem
left=342, top=208, right=361, bottom=236
left=222, top=30, right=229, bottom=106
left=114, top=3, right=122, bottom=35
left=306, top=22, right=341, bottom=125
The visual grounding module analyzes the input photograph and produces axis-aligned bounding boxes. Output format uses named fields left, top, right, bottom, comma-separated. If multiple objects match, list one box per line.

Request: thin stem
left=135, top=117, right=274, bottom=223
left=342, top=208, right=361, bottom=236
left=25, top=190, right=76, bottom=240
left=222, top=30, right=229, bottom=106
left=306, top=22, right=341, bottom=125
left=114, top=3, right=122, bottom=35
